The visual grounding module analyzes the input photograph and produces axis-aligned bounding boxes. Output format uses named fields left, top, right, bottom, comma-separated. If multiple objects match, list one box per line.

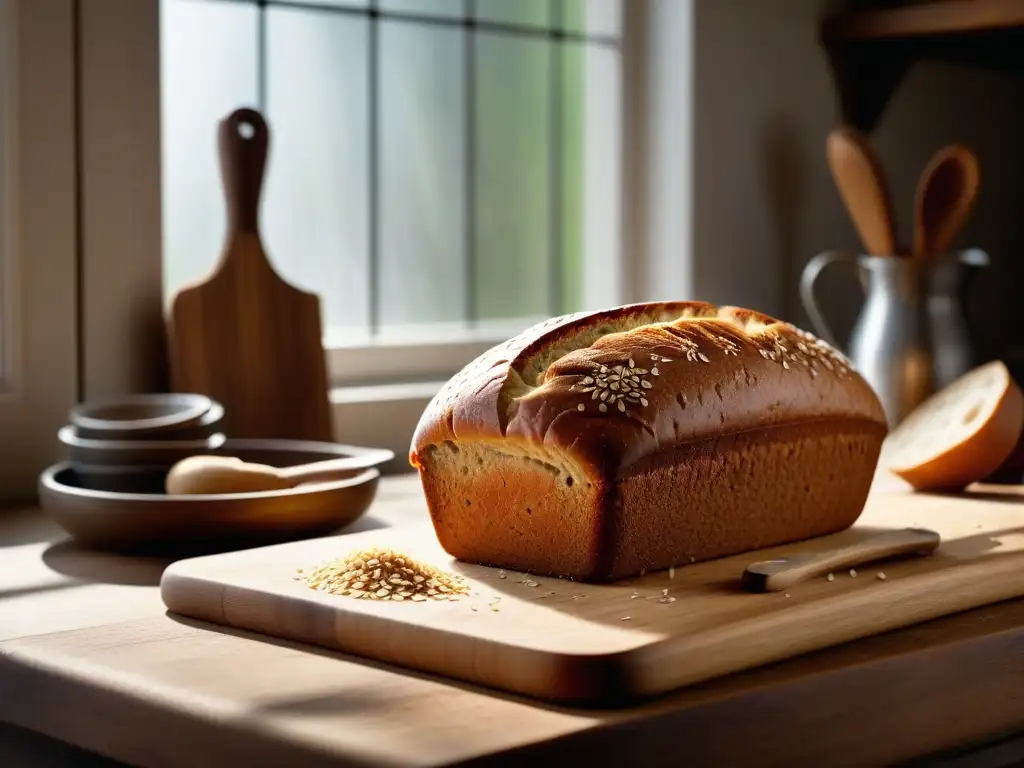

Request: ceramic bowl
left=38, top=438, right=389, bottom=553
left=69, top=393, right=216, bottom=440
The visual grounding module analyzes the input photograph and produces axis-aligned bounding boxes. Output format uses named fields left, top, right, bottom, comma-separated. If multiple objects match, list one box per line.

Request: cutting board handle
left=219, top=107, right=269, bottom=235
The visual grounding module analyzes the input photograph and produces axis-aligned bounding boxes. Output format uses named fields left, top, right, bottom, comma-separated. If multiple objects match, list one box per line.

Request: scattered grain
left=849, top=569, right=858, bottom=578
left=827, top=573, right=835, bottom=582
left=877, top=572, right=887, bottom=581
left=303, top=547, right=469, bottom=602
left=621, top=616, right=632, bottom=621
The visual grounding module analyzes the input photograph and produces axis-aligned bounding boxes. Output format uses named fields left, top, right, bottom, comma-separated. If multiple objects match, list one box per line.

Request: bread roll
left=884, top=360, right=1024, bottom=492
left=410, top=301, right=888, bottom=582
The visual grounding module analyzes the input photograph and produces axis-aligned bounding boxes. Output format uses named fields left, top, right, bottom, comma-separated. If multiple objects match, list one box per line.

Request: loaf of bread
left=410, top=301, right=888, bottom=582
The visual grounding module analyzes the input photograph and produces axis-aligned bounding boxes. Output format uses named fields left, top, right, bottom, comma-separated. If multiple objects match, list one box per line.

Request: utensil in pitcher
left=826, top=126, right=898, bottom=257
left=799, top=249, right=987, bottom=427
left=912, top=145, right=980, bottom=264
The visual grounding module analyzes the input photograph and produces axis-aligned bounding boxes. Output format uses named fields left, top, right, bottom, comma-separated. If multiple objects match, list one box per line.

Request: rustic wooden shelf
left=821, top=1, right=1024, bottom=132
left=823, top=0, right=1024, bottom=42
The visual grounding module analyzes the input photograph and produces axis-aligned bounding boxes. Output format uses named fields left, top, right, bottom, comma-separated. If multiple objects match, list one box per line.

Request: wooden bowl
left=69, top=393, right=215, bottom=440
left=58, top=425, right=227, bottom=466
left=38, top=439, right=387, bottom=554
left=140, top=400, right=225, bottom=440
left=70, top=463, right=185, bottom=494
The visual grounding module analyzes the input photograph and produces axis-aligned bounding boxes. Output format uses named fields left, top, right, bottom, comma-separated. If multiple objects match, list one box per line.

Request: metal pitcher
left=799, top=248, right=988, bottom=427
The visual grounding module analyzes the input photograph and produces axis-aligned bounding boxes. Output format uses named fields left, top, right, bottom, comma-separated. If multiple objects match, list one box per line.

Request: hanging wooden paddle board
left=167, top=107, right=332, bottom=442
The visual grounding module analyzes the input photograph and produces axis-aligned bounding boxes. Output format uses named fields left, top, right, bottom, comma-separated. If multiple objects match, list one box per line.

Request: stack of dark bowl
left=57, top=393, right=225, bottom=493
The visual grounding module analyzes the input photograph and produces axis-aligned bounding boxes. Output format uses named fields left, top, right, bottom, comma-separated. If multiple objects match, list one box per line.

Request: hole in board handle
left=237, top=121, right=255, bottom=139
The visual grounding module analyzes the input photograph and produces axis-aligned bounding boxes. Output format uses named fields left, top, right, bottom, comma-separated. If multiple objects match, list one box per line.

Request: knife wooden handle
left=742, top=527, right=941, bottom=593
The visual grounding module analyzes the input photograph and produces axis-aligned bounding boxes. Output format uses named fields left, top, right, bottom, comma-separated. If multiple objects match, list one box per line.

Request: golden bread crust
left=411, top=301, right=886, bottom=475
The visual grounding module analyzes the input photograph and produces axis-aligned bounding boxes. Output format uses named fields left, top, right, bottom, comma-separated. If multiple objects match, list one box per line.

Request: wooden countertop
left=2, top=473, right=1023, bottom=767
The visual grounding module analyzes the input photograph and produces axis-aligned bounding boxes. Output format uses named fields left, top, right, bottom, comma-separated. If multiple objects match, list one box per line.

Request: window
left=160, top=0, right=624, bottom=397
left=1, top=0, right=682, bottom=495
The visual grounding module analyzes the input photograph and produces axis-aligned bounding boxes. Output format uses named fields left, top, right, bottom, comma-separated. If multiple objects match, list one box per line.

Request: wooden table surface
left=2, top=472, right=1023, bottom=768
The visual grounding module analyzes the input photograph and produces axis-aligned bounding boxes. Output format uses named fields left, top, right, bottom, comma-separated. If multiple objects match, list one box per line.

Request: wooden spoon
left=826, top=125, right=899, bottom=256
left=741, top=527, right=941, bottom=593
left=913, top=144, right=981, bottom=261
left=165, top=451, right=393, bottom=495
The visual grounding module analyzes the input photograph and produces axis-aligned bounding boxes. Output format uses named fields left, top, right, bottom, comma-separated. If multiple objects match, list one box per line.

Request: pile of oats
left=301, top=547, right=470, bottom=602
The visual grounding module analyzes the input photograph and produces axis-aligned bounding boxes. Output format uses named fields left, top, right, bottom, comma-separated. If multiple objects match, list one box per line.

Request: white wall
left=681, top=0, right=1024, bottom=374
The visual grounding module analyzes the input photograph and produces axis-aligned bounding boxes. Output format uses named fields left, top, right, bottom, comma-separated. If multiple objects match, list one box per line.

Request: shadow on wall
left=690, top=0, right=1024, bottom=370
left=759, top=114, right=807, bottom=330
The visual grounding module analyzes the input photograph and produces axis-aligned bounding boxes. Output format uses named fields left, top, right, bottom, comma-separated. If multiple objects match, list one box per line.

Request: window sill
left=329, top=380, right=443, bottom=475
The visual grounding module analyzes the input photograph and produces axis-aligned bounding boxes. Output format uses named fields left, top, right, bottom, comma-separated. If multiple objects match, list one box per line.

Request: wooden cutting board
left=166, top=107, right=332, bottom=442
left=160, top=481, right=1024, bottom=706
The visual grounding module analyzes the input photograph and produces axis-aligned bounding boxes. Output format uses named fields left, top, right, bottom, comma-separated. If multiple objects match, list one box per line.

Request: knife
left=742, top=527, right=941, bottom=593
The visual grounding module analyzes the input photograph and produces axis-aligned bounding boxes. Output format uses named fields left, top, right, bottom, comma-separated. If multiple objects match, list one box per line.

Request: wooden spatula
left=826, top=125, right=899, bottom=257
left=913, top=144, right=981, bottom=262
left=167, top=108, right=333, bottom=442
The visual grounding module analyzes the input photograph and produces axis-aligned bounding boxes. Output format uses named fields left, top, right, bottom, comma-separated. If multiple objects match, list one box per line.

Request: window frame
left=71, top=0, right=685, bottom=468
